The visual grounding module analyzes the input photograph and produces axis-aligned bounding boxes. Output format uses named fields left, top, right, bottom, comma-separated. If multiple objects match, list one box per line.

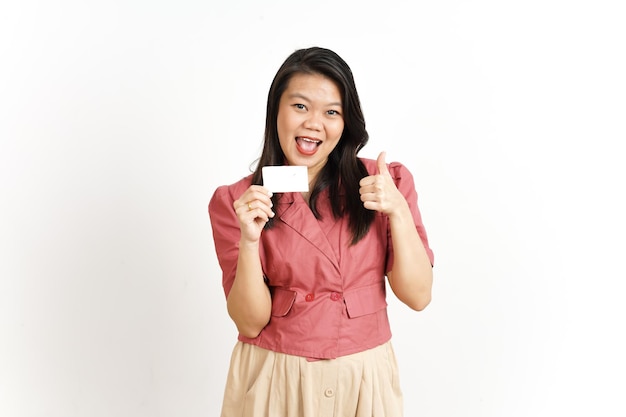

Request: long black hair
left=252, top=47, right=374, bottom=245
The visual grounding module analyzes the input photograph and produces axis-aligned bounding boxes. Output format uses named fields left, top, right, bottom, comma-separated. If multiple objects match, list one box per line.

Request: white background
left=1, top=1, right=625, bottom=416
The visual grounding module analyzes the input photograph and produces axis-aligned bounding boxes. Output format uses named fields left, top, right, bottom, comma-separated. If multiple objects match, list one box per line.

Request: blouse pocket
left=270, top=287, right=297, bottom=317
left=343, top=282, right=388, bottom=319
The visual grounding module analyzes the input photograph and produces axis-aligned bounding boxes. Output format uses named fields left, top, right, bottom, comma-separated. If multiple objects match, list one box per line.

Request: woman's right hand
left=233, top=185, right=274, bottom=243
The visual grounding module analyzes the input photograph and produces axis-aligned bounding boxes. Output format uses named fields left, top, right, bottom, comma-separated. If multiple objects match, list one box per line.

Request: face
left=276, top=73, right=345, bottom=183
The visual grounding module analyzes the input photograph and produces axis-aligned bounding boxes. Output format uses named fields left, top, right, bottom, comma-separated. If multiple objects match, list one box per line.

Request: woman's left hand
left=359, top=151, right=408, bottom=216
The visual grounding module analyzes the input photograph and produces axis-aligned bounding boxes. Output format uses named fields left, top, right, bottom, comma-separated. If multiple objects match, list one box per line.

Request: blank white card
left=262, top=166, right=309, bottom=193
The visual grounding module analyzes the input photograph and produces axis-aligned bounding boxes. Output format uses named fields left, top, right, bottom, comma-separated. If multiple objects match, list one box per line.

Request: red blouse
left=209, top=158, right=434, bottom=359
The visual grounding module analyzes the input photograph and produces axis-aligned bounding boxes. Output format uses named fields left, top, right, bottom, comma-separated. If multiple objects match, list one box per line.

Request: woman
left=209, top=46, right=434, bottom=417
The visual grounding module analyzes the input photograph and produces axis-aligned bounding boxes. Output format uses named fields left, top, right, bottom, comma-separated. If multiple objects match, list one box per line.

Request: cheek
left=277, top=113, right=297, bottom=135
left=277, top=128, right=294, bottom=156
left=330, top=122, right=345, bottom=141
left=277, top=131, right=290, bottom=153
left=276, top=117, right=289, bottom=141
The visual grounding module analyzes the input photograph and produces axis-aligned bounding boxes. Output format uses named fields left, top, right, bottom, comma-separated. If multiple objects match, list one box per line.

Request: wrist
left=239, top=238, right=261, bottom=251
left=387, top=201, right=412, bottom=223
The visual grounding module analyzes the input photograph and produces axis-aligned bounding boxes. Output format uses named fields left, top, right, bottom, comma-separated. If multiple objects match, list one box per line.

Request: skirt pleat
left=220, top=341, right=404, bottom=417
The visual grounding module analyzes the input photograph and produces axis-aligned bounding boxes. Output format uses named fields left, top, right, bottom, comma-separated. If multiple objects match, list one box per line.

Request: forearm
left=226, top=240, right=272, bottom=338
left=387, top=204, right=433, bottom=311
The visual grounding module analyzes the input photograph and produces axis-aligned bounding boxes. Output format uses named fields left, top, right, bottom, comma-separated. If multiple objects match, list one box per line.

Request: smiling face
left=276, top=72, right=345, bottom=184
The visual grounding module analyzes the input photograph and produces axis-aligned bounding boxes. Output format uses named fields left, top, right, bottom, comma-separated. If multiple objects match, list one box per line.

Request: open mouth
left=295, top=137, right=322, bottom=155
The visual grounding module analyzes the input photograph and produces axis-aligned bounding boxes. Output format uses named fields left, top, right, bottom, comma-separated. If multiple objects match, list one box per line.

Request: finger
left=362, top=199, right=380, bottom=212
left=359, top=191, right=376, bottom=203
left=236, top=187, right=273, bottom=210
left=251, top=185, right=273, bottom=199
left=376, top=151, right=390, bottom=176
left=359, top=175, right=377, bottom=187
left=247, top=200, right=275, bottom=218
left=248, top=187, right=274, bottom=205
left=359, top=184, right=376, bottom=198
left=250, top=206, right=271, bottom=223
left=237, top=208, right=272, bottom=231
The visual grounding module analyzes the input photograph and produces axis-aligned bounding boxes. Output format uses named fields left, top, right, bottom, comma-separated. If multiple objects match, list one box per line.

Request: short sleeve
left=386, top=162, right=435, bottom=270
left=208, top=185, right=242, bottom=297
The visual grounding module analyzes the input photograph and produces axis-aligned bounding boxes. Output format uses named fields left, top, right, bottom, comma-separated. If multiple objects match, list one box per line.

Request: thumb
left=377, top=151, right=390, bottom=176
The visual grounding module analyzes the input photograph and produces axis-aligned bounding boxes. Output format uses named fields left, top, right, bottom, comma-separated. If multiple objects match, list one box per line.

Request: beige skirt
left=220, top=340, right=403, bottom=417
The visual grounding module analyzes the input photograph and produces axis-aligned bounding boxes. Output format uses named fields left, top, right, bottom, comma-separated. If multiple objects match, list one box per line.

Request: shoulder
left=359, top=157, right=378, bottom=174
left=209, top=174, right=253, bottom=211
left=214, top=174, right=253, bottom=196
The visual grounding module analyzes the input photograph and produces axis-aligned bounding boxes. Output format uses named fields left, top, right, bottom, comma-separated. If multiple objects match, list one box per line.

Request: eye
left=294, top=103, right=306, bottom=110
left=327, top=109, right=341, bottom=116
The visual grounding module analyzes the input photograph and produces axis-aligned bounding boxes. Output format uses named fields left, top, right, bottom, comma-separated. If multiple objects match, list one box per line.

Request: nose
left=303, top=112, right=322, bottom=131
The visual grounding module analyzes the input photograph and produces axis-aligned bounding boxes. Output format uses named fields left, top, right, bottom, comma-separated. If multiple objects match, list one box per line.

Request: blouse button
left=305, top=293, right=315, bottom=302
left=330, top=292, right=342, bottom=301
left=324, top=388, right=335, bottom=397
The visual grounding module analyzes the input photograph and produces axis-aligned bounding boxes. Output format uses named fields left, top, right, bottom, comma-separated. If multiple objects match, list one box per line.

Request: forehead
left=282, top=73, right=342, bottom=102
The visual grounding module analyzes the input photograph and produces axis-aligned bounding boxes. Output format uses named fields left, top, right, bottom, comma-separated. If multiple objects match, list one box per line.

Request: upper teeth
left=301, top=137, right=319, bottom=143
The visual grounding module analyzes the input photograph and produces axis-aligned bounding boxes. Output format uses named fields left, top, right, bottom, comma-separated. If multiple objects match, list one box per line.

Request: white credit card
left=262, top=166, right=309, bottom=193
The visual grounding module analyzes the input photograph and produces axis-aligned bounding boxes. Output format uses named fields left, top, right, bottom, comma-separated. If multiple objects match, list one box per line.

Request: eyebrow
left=287, top=93, right=342, bottom=108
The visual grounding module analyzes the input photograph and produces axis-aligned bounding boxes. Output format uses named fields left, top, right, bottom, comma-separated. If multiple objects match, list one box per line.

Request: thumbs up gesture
left=359, top=151, right=407, bottom=215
